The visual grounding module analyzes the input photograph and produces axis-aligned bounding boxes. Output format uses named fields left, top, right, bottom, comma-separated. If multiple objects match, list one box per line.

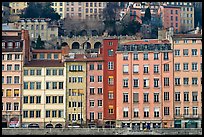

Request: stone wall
left=2, top=128, right=202, bottom=135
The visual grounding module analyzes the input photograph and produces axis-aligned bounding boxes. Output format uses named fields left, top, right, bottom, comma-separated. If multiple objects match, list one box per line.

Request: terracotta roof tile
left=24, top=60, right=64, bottom=67
left=123, top=39, right=170, bottom=45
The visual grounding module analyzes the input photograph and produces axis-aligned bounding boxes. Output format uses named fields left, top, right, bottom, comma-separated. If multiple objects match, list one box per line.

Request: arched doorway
left=83, top=42, right=91, bottom=49
left=94, top=42, right=102, bottom=49
left=2, top=117, right=7, bottom=128
left=55, top=123, right=63, bottom=128
left=61, top=42, right=68, bottom=47
left=92, top=30, right=98, bottom=36
left=46, top=123, right=53, bottom=128
left=80, top=30, right=87, bottom=36
left=72, top=42, right=80, bottom=49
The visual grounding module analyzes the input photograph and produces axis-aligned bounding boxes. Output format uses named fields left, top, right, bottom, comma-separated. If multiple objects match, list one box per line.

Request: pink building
left=2, top=29, right=30, bottom=128
left=116, top=39, right=174, bottom=129
left=86, top=56, right=104, bottom=127
left=158, top=6, right=181, bottom=33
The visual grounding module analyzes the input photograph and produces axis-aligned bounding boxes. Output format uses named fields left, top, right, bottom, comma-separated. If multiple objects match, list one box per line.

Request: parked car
left=9, top=121, right=20, bottom=128
left=28, top=123, right=40, bottom=128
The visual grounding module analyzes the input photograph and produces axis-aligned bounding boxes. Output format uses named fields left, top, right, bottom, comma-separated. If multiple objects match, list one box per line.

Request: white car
left=9, top=121, right=20, bottom=128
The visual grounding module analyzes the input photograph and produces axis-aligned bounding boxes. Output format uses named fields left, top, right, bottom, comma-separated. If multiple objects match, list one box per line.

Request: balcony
left=175, top=114, right=202, bottom=119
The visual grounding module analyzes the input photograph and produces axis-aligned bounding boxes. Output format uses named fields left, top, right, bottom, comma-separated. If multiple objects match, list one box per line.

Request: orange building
left=116, top=39, right=174, bottom=129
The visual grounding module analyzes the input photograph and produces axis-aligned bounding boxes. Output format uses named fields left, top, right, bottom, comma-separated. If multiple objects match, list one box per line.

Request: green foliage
left=21, top=2, right=60, bottom=21
left=121, top=20, right=141, bottom=35
left=143, top=7, right=151, bottom=24
left=35, top=35, right=44, bottom=49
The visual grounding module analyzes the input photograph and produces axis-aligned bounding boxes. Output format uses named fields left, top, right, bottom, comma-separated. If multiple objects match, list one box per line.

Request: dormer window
left=15, top=42, right=20, bottom=48
left=2, top=42, right=5, bottom=48
left=8, top=42, right=13, bottom=48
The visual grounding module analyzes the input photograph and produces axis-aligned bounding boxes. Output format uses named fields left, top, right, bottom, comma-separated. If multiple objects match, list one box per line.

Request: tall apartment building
left=9, top=2, right=28, bottom=15
left=172, top=34, right=202, bottom=128
left=158, top=5, right=181, bottom=33
left=14, top=18, right=59, bottom=41
left=102, top=38, right=118, bottom=128
left=164, top=2, right=194, bottom=32
left=2, top=29, right=30, bottom=128
left=51, top=2, right=66, bottom=19
left=22, top=49, right=66, bottom=128
left=86, top=54, right=104, bottom=127
left=116, top=39, right=174, bottom=129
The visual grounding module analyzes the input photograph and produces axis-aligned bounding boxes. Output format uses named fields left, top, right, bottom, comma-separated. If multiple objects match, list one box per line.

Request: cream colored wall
left=9, top=2, right=28, bottom=14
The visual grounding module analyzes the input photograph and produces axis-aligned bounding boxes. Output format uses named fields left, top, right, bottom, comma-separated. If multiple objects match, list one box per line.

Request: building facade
left=51, top=2, right=66, bottom=19
left=22, top=50, right=66, bottom=128
left=9, top=2, right=28, bottom=15
left=172, top=34, right=202, bottom=128
left=116, top=39, right=174, bottom=129
left=2, top=29, right=30, bottom=128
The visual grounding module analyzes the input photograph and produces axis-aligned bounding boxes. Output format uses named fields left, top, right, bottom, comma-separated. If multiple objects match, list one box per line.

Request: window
left=164, top=64, right=169, bottom=72
left=143, top=79, right=149, bottom=88
left=123, top=65, right=128, bottom=73
left=98, top=88, right=102, bottom=94
left=8, top=42, right=13, bottom=48
left=52, top=110, right=57, bottom=118
left=183, top=78, right=189, bottom=85
left=164, top=77, right=169, bottom=86
left=109, top=108, right=114, bottom=114
left=123, top=93, right=128, bottom=102
left=59, top=69, right=63, bottom=75
left=90, top=112, right=94, bottom=120
left=192, top=49, right=197, bottom=56
left=59, top=82, right=63, bottom=89
left=154, top=108, right=159, bottom=117
left=144, top=108, right=149, bottom=117
left=123, top=108, right=128, bottom=117
left=15, top=54, right=20, bottom=60
left=58, top=96, right=63, bottom=103
left=36, top=96, right=41, bottom=104
left=174, top=50, right=180, bottom=56
left=52, top=82, right=57, bottom=89
left=154, top=53, right=159, bottom=60
left=98, top=112, right=102, bottom=119
left=36, top=110, right=41, bottom=118
left=30, top=82, right=35, bottom=89
left=14, top=89, right=19, bottom=97
left=98, top=76, right=102, bottom=82
left=164, top=107, right=169, bottom=115
left=144, top=93, right=149, bottom=102
left=184, top=92, right=189, bottom=101
left=108, top=91, right=113, bottom=99
left=90, top=76, right=94, bottom=82
left=192, top=92, right=198, bottom=101
left=97, top=64, right=102, bottom=70
left=133, top=53, right=138, bottom=60
left=184, top=107, right=189, bottom=115
left=123, top=53, right=128, bottom=60
left=7, top=76, right=12, bottom=84
left=183, top=49, right=188, bottom=56
left=52, top=96, right=57, bottom=103
left=134, top=109, right=139, bottom=117
left=192, top=107, right=198, bottom=115
left=200, top=49, right=202, bottom=56
left=175, top=92, right=180, bottom=101
left=2, top=76, right=4, bottom=84
left=154, top=78, right=159, bottom=87
left=47, top=53, right=51, bottom=60
left=14, top=76, right=19, bottom=84
left=171, top=10, right=173, bottom=14
left=90, top=64, right=94, bottom=70
left=14, top=102, right=19, bottom=110
left=7, top=64, right=12, bottom=71
left=36, top=69, right=41, bottom=75
left=184, top=40, right=188, bottom=43
left=30, top=96, right=34, bottom=104
left=154, top=93, right=159, bottom=102
left=175, top=107, right=180, bottom=116
left=90, top=88, right=95, bottom=95
left=164, top=52, right=169, bottom=60
left=78, top=102, right=82, bottom=107
left=164, top=92, right=169, bottom=101
left=183, top=63, right=188, bottom=71
left=7, top=54, right=12, bottom=60
left=52, top=69, right=57, bottom=75
left=46, top=96, right=51, bottom=103
left=133, top=64, right=139, bottom=73
left=58, top=110, right=63, bottom=118
left=14, top=64, right=20, bottom=70
left=54, top=54, right=58, bottom=60
left=108, top=62, right=114, bottom=70
left=192, top=63, right=198, bottom=71
left=192, top=77, right=198, bottom=85
left=39, top=53, right=44, bottom=60
left=108, top=49, right=114, bottom=56
left=143, top=65, right=149, bottom=73
left=90, top=100, right=94, bottom=107
left=33, top=54, right=37, bottom=59
left=2, top=65, right=4, bottom=71
left=133, top=79, right=139, bottom=87
left=6, top=102, right=11, bottom=110
left=133, top=93, right=139, bottom=103
left=46, top=110, right=50, bottom=118
left=123, top=79, right=128, bottom=87
left=175, top=63, right=180, bottom=71
left=24, top=82, right=28, bottom=89
left=30, top=69, right=35, bottom=75
left=175, top=78, right=180, bottom=86
left=108, top=77, right=114, bottom=85
left=154, top=65, right=159, bottom=73
left=23, top=111, right=28, bottom=118
left=98, top=100, right=102, bottom=107
left=143, top=53, right=148, bottom=60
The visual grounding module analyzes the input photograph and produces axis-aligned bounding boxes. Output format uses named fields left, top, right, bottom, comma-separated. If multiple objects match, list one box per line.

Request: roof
left=173, top=34, right=202, bottom=39
left=163, top=5, right=181, bottom=9
left=32, top=49, right=62, bottom=53
left=64, top=54, right=104, bottom=62
left=2, top=36, right=22, bottom=41
left=24, top=60, right=64, bottom=67
left=123, top=39, right=170, bottom=45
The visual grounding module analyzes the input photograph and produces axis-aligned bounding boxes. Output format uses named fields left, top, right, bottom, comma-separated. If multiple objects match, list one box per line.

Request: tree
left=143, top=7, right=151, bottom=24
left=103, top=2, right=121, bottom=35
left=194, top=2, right=202, bottom=27
left=35, top=35, right=44, bottom=49
left=21, top=2, right=60, bottom=21
left=121, top=20, right=141, bottom=35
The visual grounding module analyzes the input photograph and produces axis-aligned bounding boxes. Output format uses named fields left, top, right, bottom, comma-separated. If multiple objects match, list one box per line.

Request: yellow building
left=51, top=2, right=66, bottom=19
left=64, top=54, right=87, bottom=127
left=22, top=59, right=66, bottom=128
left=9, top=2, right=28, bottom=15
